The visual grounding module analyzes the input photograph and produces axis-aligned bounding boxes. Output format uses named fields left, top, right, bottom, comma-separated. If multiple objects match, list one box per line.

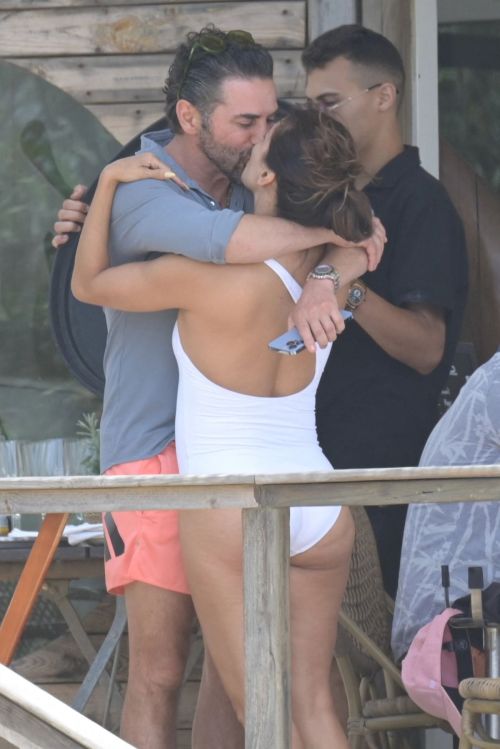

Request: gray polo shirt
left=100, top=128, right=253, bottom=471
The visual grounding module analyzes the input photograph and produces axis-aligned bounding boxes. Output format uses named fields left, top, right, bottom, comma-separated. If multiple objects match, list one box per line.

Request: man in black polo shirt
left=301, top=25, right=468, bottom=597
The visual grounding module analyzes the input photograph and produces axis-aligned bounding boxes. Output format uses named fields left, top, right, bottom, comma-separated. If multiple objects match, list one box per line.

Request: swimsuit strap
left=264, top=258, right=302, bottom=303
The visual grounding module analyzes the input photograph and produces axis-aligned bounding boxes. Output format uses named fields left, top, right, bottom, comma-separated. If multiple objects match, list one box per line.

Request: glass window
left=438, top=8, right=500, bottom=192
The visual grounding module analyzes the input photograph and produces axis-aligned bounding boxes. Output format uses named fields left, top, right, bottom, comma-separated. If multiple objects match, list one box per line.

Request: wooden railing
left=1, top=465, right=500, bottom=748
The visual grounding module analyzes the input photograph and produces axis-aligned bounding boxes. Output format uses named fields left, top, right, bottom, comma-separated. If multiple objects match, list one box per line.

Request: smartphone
left=268, top=327, right=306, bottom=355
left=268, top=311, right=352, bottom=356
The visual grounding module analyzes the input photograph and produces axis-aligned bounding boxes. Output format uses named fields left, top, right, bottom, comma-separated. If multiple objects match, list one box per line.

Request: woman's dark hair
left=164, top=25, right=274, bottom=133
left=266, top=106, right=373, bottom=242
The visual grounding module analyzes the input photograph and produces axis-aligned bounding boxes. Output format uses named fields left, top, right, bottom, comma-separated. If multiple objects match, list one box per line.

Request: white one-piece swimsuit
left=173, top=258, right=341, bottom=556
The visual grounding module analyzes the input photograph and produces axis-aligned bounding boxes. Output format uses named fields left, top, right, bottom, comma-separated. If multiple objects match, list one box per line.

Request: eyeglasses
left=177, top=30, right=256, bottom=101
left=315, top=83, right=384, bottom=113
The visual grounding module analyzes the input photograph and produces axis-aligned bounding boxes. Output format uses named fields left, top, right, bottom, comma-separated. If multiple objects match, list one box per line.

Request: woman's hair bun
left=266, top=106, right=373, bottom=242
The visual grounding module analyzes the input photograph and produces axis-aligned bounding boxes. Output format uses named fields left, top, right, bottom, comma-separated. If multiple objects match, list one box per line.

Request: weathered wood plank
left=0, top=483, right=259, bottom=513
left=12, top=635, right=126, bottom=684
left=0, top=464, right=499, bottom=490
left=0, top=558, right=103, bottom=583
left=0, top=472, right=257, bottom=489
left=8, top=49, right=305, bottom=104
left=307, top=0, right=357, bottom=42
left=12, top=642, right=199, bottom=730
left=85, top=101, right=164, bottom=144
left=0, top=3, right=305, bottom=57
left=3, top=682, right=122, bottom=735
left=0, top=664, right=133, bottom=748
left=361, top=0, right=412, bottom=142
left=361, top=0, right=383, bottom=32
left=255, top=476, right=500, bottom=508
left=0, top=694, right=88, bottom=749
left=243, top=507, right=291, bottom=749
left=1, top=466, right=500, bottom=514
left=17, top=654, right=199, bottom=728
left=0, top=0, right=258, bottom=7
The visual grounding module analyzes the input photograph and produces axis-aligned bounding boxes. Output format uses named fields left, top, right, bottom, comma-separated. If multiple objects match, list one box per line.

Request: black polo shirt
left=316, top=146, right=468, bottom=470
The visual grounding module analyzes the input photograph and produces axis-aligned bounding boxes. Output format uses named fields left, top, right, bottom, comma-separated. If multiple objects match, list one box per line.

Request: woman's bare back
left=177, top=254, right=321, bottom=398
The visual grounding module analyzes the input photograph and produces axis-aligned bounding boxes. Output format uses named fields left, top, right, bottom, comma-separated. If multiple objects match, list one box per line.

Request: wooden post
left=243, top=507, right=291, bottom=749
left=307, top=0, right=358, bottom=43
left=361, top=0, right=413, bottom=144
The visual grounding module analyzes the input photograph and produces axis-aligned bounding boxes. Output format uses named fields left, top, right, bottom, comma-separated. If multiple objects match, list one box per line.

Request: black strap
left=104, top=512, right=125, bottom=559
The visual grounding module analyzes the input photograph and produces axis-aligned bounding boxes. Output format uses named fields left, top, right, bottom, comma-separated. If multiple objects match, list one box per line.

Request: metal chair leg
left=72, top=595, right=127, bottom=713
left=102, top=635, right=123, bottom=728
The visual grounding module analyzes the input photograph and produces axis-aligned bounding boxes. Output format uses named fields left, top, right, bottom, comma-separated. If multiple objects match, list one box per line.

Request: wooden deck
left=2, top=594, right=202, bottom=747
left=3, top=467, right=500, bottom=748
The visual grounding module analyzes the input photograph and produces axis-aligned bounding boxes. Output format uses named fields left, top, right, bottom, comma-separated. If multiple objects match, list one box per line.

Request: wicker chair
left=459, top=677, right=500, bottom=749
left=335, top=506, right=451, bottom=749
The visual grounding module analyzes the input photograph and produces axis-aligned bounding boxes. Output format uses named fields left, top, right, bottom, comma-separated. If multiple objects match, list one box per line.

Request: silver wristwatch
left=306, top=264, right=341, bottom=292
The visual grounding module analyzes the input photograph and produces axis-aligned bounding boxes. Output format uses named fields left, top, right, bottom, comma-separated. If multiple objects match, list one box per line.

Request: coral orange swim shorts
left=103, top=442, right=189, bottom=596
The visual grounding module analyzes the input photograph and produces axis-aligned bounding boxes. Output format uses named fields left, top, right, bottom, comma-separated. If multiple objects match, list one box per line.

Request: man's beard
left=199, top=117, right=251, bottom=182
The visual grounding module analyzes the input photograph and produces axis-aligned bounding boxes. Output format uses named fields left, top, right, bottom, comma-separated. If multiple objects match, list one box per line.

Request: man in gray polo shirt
left=54, top=26, right=382, bottom=749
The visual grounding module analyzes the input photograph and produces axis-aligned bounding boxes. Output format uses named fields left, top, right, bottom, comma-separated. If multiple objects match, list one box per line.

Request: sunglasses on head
left=177, top=30, right=256, bottom=101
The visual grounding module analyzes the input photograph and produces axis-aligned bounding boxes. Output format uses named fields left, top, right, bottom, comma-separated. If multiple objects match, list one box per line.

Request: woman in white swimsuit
left=73, top=107, right=375, bottom=748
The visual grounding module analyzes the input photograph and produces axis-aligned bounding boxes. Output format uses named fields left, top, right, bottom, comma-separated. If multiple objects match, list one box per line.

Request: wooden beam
left=361, top=0, right=413, bottom=144
left=412, top=0, right=439, bottom=176
left=243, top=507, right=291, bottom=749
left=0, top=0, right=259, bottom=7
left=1, top=466, right=500, bottom=514
left=360, top=0, right=383, bottom=32
left=0, top=694, right=88, bottom=749
left=0, top=482, right=259, bottom=514
left=255, top=476, right=500, bottom=508
left=0, top=3, right=305, bottom=57
left=0, top=664, right=134, bottom=748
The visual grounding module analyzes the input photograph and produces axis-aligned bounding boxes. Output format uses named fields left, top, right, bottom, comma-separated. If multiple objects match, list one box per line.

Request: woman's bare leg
left=290, top=507, right=354, bottom=749
left=179, top=509, right=247, bottom=720
left=179, top=506, right=353, bottom=748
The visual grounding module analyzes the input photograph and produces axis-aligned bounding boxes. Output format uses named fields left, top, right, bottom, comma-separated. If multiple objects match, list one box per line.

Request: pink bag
left=402, top=608, right=463, bottom=736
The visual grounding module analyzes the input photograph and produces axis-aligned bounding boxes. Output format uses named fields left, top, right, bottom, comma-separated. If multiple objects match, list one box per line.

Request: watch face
left=347, top=282, right=366, bottom=309
left=315, top=264, right=332, bottom=275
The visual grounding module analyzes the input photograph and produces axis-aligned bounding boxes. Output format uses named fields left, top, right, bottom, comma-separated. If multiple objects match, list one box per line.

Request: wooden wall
left=361, top=0, right=413, bottom=144
left=440, top=140, right=500, bottom=363
left=1, top=0, right=353, bottom=144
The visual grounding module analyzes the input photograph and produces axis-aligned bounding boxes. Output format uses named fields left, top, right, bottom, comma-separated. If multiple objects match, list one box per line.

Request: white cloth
left=392, top=351, right=500, bottom=661
left=3, top=523, right=103, bottom=546
left=173, top=259, right=341, bottom=555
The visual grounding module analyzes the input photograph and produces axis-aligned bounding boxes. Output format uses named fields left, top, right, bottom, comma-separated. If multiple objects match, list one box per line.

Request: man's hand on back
left=52, top=184, right=88, bottom=248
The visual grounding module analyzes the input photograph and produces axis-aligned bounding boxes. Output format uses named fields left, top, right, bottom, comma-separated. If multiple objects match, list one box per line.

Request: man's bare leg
left=121, top=582, right=195, bottom=749
left=192, top=649, right=244, bottom=749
